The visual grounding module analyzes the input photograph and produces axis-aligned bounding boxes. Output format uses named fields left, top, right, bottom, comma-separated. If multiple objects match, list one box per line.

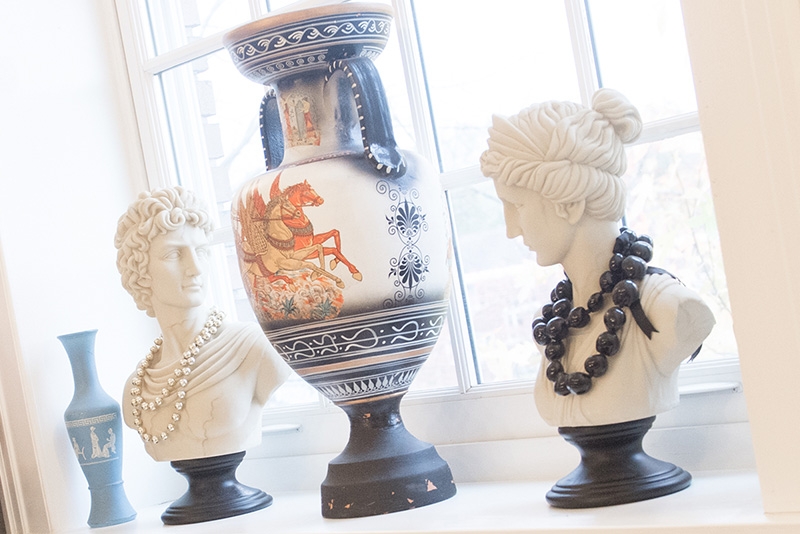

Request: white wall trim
left=682, top=0, right=800, bottom=515
left=0, top=240, right=50, bottom=534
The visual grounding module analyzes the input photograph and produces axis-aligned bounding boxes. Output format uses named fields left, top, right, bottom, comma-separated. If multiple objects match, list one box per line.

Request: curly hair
left=114, top=187, right=213, bottom=317
left=480, top=88, right=642, bottom=221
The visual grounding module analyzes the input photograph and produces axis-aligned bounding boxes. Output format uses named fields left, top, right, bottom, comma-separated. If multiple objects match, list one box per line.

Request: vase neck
left=59, top=331, right=104, bottom=396
left=68, top=352, right=102, bottom=393
left=271, top=69, right=363, bottom=166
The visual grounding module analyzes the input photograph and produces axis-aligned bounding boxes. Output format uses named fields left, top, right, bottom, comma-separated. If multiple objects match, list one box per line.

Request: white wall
left=682, top=0, right=800, bottom=515
left=0, top=2, right=180, bottom=532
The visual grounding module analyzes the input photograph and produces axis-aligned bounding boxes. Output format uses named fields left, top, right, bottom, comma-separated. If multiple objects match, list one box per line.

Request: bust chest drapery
left=533, top=273, right=714, bottom=427
left=123, top=321, right=290, bottom=461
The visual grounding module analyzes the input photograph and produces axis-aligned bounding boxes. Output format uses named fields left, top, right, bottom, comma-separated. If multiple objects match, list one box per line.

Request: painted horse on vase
left=270, top=174, right=362, bottom=282
left=235, top=186, right=345, bottom=289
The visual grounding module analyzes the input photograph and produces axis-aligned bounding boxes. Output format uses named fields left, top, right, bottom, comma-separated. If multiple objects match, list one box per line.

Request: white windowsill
left=65, top=471, right=800, bottom=533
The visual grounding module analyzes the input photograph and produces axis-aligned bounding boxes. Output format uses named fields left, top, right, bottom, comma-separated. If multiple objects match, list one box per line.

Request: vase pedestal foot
left=161, top=451, right=272, bottom=525
left=87, top=481, right=137, bottom=528
left=546, top=416, right=691, bottom=509
left=321, top=396, right=456, bottom=518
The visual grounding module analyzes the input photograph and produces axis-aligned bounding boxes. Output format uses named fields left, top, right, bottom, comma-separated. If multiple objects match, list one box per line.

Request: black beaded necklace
left=532, top=228, right=658, bottom=396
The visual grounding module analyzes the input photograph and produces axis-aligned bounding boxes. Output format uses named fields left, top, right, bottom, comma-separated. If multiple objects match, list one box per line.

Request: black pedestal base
left=321, top=396, right=457, bottom=518
left=547, top=416, right=691, bottom=509
left=161, top=451, right=272, bottom=525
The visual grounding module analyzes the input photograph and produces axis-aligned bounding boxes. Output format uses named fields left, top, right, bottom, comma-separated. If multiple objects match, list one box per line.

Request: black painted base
left=321, top=396, right=457, bottom=518
left=546, top=416, right=691, bottom=509
left=161, top=451, right=272, bottom=525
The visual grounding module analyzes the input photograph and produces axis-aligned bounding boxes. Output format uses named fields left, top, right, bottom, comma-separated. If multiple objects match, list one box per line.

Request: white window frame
left=113, top=0, right=746, bottom=476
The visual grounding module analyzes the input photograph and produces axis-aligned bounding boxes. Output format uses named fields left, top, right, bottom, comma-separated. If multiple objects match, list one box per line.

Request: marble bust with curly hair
left=114, top=187, right=290, bottom=462
left=115, top=187, right=213, bottom=317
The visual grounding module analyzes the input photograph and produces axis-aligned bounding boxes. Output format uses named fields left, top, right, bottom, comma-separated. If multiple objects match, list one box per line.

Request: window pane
left=372, top=21, right=459, bottom=392
left=448, top=181, right=563, bottom=384
left=587, top=0, right=697, bottom=121
left=624, top=132, right=736, bottom=360
left=146, top=0, right=251, bottom=55
left=154, top=29, right=453, bottom=399
left=374, top=14, right=417, bottom=153
left=158, top=49, right=321, bottom=408
left=452, top=132, right=735, bottom=385
left=158, top=48, right=265, bottom=225
left=264, top=374, right=321, bottom=409
left=409, top=318, right=459, bottom=391
left=414, top=0, right=579, bottom=172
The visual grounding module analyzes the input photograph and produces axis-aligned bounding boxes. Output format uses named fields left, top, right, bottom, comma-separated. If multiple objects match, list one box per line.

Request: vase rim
left=57, top=329, right=98, bottom=341
left=222, top=2, right=393, bottom=47
left=222, top=2, right=393, bottom=84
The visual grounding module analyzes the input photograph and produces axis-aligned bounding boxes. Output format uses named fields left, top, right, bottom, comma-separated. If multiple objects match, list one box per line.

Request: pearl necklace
left=129, top=309, right=225, bottom=444
left=532, top=228, right=657, bottom=396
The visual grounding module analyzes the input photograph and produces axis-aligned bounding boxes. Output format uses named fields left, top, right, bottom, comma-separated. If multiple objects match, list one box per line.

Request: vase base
left=161, top=451, right=272, bottom=525
left=87, top=482, right=137, bottom=528
left=321, top=443, right=456, bottom=519
left=546, top=416, right=691, bottom=509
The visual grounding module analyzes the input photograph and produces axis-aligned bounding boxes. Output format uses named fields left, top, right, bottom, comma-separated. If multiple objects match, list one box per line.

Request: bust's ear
left=554, top=199, right=586, bottom=225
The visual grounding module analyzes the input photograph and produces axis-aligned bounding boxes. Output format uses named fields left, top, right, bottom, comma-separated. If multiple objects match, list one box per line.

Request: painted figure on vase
left=114, top=187, right=291, bottom=462
left=480, top=88, right=715, bottom=428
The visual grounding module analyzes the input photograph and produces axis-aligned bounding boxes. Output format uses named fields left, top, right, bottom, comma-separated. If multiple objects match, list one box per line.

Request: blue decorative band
left=226, top=11, right=391, bottom=83
left=265, top=301, right=447, bottom=404
left=65, top=412, right=117, bottom=428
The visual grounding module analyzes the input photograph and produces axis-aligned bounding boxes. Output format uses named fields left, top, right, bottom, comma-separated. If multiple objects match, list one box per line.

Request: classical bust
left=480, top=89, right=715, bottom=427
left=114, top=186, right=290, bottom=461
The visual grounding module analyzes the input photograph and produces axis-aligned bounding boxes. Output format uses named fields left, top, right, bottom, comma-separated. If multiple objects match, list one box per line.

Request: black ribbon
left=630, top=299, right=658, bottom=339
left=633, top=266, right=703, bottom=360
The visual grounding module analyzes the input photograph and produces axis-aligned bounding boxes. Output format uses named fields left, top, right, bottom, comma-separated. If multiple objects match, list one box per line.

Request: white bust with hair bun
left=481, top=89, right=714, bottom=427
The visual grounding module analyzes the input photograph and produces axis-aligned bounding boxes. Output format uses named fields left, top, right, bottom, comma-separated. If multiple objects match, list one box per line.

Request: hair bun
left=592, top=88, right=642, bottom=144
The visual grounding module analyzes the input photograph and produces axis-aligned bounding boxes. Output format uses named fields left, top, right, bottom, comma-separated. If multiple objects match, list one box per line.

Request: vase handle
left=326, top=57, right=406, bottom=178
left=259, top=87, right=284, bottom=170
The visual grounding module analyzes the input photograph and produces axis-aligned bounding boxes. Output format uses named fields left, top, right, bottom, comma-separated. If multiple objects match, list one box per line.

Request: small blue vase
left=59, top=329, right=136, bottom=528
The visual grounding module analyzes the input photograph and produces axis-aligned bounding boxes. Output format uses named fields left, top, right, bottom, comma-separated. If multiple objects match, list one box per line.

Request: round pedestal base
left=321, top=397, right=457, bottom=518
left=161, top=451, right=272, bottom=525
left=547, top=416, right=691, bottom=509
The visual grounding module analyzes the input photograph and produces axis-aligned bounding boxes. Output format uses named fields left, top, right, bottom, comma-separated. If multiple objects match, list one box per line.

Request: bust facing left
left=480, top=89, right=716, bottom=508
left=114, top=187, right=290, bottom=463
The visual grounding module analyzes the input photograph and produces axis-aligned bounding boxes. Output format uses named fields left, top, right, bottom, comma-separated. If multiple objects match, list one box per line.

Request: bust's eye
left=163, top=249, right=181, bottom=260
left=196, top=246, right=210, bottom=258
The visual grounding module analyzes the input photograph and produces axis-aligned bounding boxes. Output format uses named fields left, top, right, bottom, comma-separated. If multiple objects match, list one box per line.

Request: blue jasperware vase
left=59, top=329, right=136, bottom=528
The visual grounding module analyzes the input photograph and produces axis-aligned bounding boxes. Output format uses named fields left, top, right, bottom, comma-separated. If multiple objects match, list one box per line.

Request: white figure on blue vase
left=480, top=89, right=715, bottom=428
left=89, top=426, right=109, bottom=459
left=72, top=437, right=86, bottom=461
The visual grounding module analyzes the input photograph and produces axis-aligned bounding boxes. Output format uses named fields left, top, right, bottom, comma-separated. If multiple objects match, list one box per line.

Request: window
left=115, top=0, right=736, bottom=434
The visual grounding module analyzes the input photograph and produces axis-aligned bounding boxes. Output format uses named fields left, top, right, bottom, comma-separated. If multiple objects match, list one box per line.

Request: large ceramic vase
left=223, top=3, right=456, bottom=518
left=58, top=329, right=136, bottom=528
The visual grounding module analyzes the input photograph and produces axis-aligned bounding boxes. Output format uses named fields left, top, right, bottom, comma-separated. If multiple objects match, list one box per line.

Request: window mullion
left=114, top=0, right=174, bottom=189
left=564, top=0, right=599, bottom=106
left=439, top=166, right=487, bottom=191
left=634, top=112, right=701, bottom=146
left=445, top=247, right=480, bottom=394
left=249, top=0, right=268, bottom=19
left=390, top=0, right=438, bottom=163
left=142, top=35, right=224, bottom=75
left=438, top=169, right=491, bottom=391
